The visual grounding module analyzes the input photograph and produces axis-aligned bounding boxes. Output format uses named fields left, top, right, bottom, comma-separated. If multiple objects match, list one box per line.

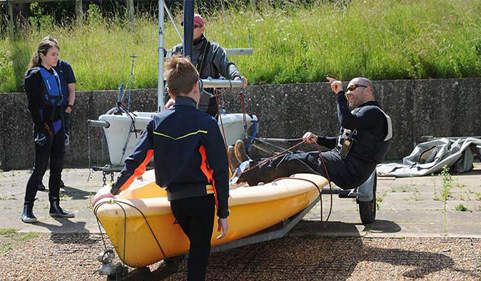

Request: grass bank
left=1, top=0, right=481, bottom=92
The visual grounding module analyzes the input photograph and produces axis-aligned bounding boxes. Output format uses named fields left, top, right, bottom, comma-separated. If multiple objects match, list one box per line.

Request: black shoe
left=59, top=180, right=65, bottom=188
left=49, top=199, right=75, bottom=218
left=21, top=201, right=37, bottom=223
left=37, top=182, right=46, bottom=191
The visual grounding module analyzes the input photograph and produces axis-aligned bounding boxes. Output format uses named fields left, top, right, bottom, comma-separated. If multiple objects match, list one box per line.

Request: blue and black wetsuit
left=242, top=91, right=391, bottom=189
left=24, top=66, right=65, bottom=203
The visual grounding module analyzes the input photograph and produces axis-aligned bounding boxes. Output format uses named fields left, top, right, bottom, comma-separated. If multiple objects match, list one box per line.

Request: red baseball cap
left=181, top=14, right=204, bottom=27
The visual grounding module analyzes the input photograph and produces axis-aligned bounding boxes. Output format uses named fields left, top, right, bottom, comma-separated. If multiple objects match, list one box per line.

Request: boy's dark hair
left=165, top=54, right=199, bottom=97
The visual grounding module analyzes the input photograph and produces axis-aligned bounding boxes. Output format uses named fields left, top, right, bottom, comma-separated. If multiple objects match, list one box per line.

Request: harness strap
left=39, top=67, right=62, bottom=106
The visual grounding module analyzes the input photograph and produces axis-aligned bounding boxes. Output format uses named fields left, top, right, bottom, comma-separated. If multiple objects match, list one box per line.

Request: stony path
left=1, top=233, right=479, bottom=280
left=2, top=165, right=481, bottom=280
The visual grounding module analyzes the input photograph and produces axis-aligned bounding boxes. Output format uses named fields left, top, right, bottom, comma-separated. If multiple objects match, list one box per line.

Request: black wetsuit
left=171, top=35, right=242, bottom=117
left=24, top=66, right=65, bottom=203
left=242, top=92, right=391, bottom=189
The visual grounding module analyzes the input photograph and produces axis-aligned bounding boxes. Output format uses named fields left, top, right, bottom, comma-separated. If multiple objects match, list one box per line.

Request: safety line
left=93, top=199, right=168, bottom=265
left=241, top=139, right=335, bottom=226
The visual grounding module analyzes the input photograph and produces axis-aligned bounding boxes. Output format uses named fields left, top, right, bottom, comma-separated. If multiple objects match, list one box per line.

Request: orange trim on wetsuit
left=198, top=146, right=218, bottom=209
left=118, top=149, right=154, bottom=192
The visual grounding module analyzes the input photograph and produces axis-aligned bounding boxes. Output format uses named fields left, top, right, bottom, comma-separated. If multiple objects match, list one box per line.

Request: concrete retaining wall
left=1, top=78, right=480, bottom=170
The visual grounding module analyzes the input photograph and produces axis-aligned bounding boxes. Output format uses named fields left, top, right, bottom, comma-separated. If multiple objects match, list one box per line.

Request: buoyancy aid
left=336, top=106, right=392, bottom=163
left=39, top=67, right=63, bottom=134
left=39, top=67, right=62, bottom=106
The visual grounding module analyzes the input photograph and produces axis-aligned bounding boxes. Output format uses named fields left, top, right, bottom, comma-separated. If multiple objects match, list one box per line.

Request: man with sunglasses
left=168, top=14, right=248, bottom=117
left=231, top=77, right=392, bottom=192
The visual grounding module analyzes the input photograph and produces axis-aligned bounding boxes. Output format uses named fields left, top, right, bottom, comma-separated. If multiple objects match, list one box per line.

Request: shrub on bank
left=1, top=0, right=481, bottom=92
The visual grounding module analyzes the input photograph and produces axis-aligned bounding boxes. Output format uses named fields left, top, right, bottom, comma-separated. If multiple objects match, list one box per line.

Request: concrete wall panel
left=1, top=78, right=480, bottom=170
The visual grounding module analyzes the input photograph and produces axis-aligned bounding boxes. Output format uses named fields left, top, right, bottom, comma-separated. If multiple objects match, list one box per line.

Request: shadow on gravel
left=292, top=219, right=402, bottom=236
left=195, top=220, right=457, bottom=280
left=49, top=233, right=102, bottom=245
left=61, top=185, right=95, bottom=200
left=367, top=246, right=454, bottom=279
left=32, top=220, right=89, bottom=237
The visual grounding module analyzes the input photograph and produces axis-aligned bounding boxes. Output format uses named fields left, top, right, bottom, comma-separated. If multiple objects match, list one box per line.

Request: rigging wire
left=117, top=18, right=131, bottom=103
left=126, top=55, right=138, bottom=111
left=220, top=0, right=239, bottom=67
left=239, top=139, right=334, bottom=226
left=164, top=1, right=183, bottom=42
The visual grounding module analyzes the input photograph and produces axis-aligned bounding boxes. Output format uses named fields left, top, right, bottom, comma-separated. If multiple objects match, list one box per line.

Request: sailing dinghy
left=93, top=171, right=327, bottom=268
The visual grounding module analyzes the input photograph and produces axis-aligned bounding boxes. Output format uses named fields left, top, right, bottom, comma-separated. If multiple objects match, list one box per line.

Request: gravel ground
left=1, top=233, right=479, bottom=281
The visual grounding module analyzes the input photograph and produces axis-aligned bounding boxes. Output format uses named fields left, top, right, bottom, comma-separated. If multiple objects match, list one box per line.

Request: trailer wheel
left=358, top=173, right=377, bottom=225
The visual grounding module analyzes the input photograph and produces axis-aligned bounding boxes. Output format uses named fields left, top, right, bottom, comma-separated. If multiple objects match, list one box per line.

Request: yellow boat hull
left=94, top=171, right=327, bottom=268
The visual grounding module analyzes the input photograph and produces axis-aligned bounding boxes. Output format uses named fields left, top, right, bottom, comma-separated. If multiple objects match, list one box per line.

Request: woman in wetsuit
left=22, top=38, right=74, bottom=223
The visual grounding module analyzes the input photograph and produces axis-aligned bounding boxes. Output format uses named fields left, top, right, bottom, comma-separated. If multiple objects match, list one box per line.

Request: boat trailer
left=96, top=175, right=377, bottom=281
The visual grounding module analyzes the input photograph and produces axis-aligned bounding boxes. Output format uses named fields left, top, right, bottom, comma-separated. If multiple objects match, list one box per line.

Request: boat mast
left=157, top=0, right=165, bottom=112
left=183, top=0, right=194, bottom=59
left=180, top=2, right=244, bottom=89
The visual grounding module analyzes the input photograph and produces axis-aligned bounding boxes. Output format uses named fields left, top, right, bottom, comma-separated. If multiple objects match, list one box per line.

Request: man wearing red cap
left=168, top=13, right=248, bottom=117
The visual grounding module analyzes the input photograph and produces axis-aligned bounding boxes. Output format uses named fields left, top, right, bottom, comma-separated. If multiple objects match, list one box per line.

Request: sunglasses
left=347, top=84, right=368, bottom=91
left=194, top=25, right=203, bottom=28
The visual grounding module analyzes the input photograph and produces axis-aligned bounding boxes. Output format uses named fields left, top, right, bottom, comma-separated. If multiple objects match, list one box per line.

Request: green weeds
left=440, top=166, right=454, bottom=202
left=440, top=166, right=451, bottom=237
left=376, top=196, right=383, bottom=211
left=475, top=192, right=481, bottom=201
left=0, top=228, right=16, bottom=235
left=2, top=0, right=481, bottom=92
left=399, top=176, right=422, bottom=201
left=0, top=229, right=39, bottom=252
left=432, top=173, right=439, bottom=200
left=411, top=187, right=421, bottom=201
left=19, top=232, right=39, bottom=242
left=455, top=204, right=468, bottom=212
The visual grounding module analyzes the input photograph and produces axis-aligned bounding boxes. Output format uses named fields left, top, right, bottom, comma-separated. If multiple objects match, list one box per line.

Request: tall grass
left=1, top=0, right=481, bottom=92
